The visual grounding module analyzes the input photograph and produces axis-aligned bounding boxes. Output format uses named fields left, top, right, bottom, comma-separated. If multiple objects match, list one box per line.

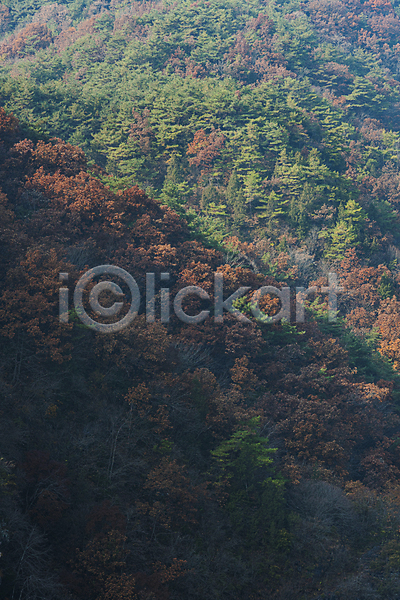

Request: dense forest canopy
left=2, top=0, right=400, bottom=255
left=3, top=1, right=400, bottom=599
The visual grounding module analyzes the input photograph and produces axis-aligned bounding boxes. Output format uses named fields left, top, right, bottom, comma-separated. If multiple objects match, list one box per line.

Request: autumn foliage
left=3, top=1, right=400, bottom=597
left=0, top=104, right=399, bottom=599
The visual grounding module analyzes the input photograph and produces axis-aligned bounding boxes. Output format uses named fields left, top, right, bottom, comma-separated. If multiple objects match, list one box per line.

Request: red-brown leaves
left=71, top=530, right=130, bottom=599
left=376, top=297, right=400, bottom=368
left=0, top=106, right=18, bottom=139
left=137, top=457, right=202, bottom=527
left=304, top=0, right=400, bottom=49
left=0, top=247, right=73, bottom=364
left=32, top=139, right=88, bottom=176
left=129, top=108, right=154, bottom=154
left=0, top=23, right=53, bottom=59
left=0, top=107, right=20, bottom=164
left=187, top=128, right=225, bottom=172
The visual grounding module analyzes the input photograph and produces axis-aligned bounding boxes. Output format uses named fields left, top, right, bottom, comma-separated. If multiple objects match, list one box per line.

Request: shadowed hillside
left=2, top=1, right=400, bottom=598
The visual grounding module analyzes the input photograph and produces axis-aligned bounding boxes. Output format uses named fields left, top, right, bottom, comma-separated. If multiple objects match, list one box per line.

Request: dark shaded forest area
left=3, top=0, right=400, bottom=598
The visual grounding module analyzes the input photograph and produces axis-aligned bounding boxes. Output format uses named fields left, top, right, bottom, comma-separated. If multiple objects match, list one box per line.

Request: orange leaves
left=187, top=127, right=225, bottom=172
left=114, top=243, right=179, bottom=281
left=4, top=103, right=400, bottom=599
left=305, top=0, right=400, bottom=52
left=126, top=383, right=152, bottom=409
left=71, top=517, right=184, bottom=600
left=163, top=46, right=205, bottom=78
left=335, top=249, right=399, bottom=338
left=378, top=338, right=400, bottom=370
left=0, top=23, right=53, bottom=59
left=113, top=186, right=187, bottom=244
left=26, top=169, right=111, bottom=214
left=221, top=15, right=286, bottom=84
left=339, top=260, right=387, bottom=306
left=32, top=138, right=87, bottom=176
left=80, top=531, right=127, bottom=570
left=53, top=17, right=96, bottom=52
left=367, top=0, right=393, bottom=11
left=361, top=441, right=400, bottom=489
left=376, top=297, right=400, bottom=369
left=230, top=355, right=259, bottom=390
left=346, top=306, right=375, bottom=329
left=354, top=380, right=393, bottom=404
left=215, top=262, right=265, bottom=293
left=0, top=128, right=184, bottom=251
left=307, top=337, right=348, bottom=370
left=176, top=259, right=215, bottom=294
left=21, top=165, right=185, bottom=247
left=259, top=333, right=399, bottom=479
left=177, top=312, right=266, bottom=358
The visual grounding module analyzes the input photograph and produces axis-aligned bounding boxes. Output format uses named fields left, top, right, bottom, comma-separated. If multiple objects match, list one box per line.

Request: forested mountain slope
left=3, top=1, right=400, bottom=599
left=1, top=0, right=400, bottom=261
left=2, top=100, right=400, bottom=600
